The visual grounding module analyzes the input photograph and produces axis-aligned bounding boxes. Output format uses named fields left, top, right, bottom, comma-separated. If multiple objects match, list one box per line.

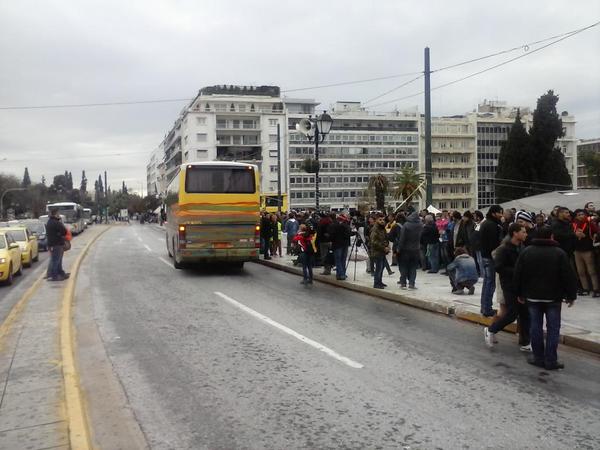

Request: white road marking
left=144, top=244, right=152, bottom=252
left=159, top=257, right=173, bottom=268
left=214, top=291, right=364, bottom=369
left=157, top=238, right=164, bottom=242
left=137, top=237, right=143, bottom=242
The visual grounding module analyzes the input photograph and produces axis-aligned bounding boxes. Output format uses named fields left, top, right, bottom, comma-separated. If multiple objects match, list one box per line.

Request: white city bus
left=45, top=202, right=85, bottom=235
left=83, top=208, right=92, bottom=227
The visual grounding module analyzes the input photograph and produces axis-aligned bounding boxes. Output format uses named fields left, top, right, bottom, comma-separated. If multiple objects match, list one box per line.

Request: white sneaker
left=520, top=344, right=532, bottom=352
left=484, top=327, right=496, bottom=348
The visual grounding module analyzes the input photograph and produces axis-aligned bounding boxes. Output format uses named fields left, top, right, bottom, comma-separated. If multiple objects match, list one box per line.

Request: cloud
left=0, top=0, right=599, bottom=186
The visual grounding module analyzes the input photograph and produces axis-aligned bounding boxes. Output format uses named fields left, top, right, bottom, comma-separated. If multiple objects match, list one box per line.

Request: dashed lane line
left=214, top=291, right=364, bottom=369
left=143, top=244, right=152, bottom=252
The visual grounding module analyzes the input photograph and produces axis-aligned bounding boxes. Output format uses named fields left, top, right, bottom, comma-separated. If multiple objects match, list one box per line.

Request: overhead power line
left=366, top=20, right=600, bottom=109
left=0, top=98, right=192, bottom=111
left=431, top=21, right=600, bottom=73
left=362, top=74, right=423, bottom=105
left=281, top=72, right=423, bottom=94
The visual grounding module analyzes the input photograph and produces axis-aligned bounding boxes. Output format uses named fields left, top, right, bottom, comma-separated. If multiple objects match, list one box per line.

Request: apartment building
left=421, top=116, right=477, bottom=211
left=475, top=100, right=577, bottom=208
left=286, top=101, right=420, bottom=211
left=577, top=138, right=600, bottom=188
left=149, top=85, right=288, bottom=196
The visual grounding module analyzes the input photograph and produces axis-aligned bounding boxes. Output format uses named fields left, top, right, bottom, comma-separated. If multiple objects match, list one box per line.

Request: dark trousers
left=261, top=237, right=271, bottom=258
left=334, top=246, right=348, bottom=279
left=528, top=301, right=562, bottom=365
left=489, top=290, right=530, bottom=345
left=399, top=250, right=420, bottom=287
left=48, top=245, right=65, bottom=279
left=374, top=255, right=386, bottom=287
left=299, top=253, right=315, bottom=281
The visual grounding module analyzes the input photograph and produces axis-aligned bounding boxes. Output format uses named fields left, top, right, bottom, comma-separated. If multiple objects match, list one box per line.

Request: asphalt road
left=81, top=223, right=600, bottom=449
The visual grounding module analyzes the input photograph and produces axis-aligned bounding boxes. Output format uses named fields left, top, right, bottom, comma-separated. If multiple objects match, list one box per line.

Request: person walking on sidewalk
left=396, top=210, right=423, bottom=289
left=293, top=224, right=316, bottom=285
left=484, top=223, right=530, bottom=350
left=572, top=209, right=599, bottom=297
left=330, top=213, right=352, bottom=280
left=513, top=226, right=578, bottom=370
left=370, top=214, right=390, bottom=289
left=284, top=212, right=300, bottom=255
left=46, top=208, right=69, bottom=282
left=479, top=205, right=504, bottom=317
left=421, top=214, right=440, bottom=273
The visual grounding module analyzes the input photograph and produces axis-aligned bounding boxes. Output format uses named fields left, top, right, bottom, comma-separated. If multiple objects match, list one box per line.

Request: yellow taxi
left=0, top=231, right=23, bottom=285
left=5, top=226, right=39, bottom=268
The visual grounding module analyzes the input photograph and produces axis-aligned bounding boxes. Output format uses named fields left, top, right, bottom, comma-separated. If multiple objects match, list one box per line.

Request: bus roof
left=180, top=161, right=258, bottom=169
left=46, top=202, right=81, bottom=207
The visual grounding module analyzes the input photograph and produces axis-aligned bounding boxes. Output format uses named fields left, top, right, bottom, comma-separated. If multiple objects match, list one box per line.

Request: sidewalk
left=0, top=225, right=107, bottom=449
left=256, top=252, right=600, bottom=355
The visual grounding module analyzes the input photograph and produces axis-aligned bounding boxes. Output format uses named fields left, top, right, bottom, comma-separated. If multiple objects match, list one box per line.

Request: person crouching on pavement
left=513, top=226, right=578, bottom=370
left=293, top=224, right=316, bottom=285
left=446, top=247, right=478, bottom=295
left=370, top=214, right=390, bottom=289
left=484, top=223, right=531, bottom=351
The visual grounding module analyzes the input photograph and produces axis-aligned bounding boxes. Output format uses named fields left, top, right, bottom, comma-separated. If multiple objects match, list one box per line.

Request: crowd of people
left=260, top=200, right=598, bottom=371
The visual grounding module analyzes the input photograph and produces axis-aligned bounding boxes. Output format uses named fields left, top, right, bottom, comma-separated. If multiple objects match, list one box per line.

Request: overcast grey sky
left=1, top=0, right=599, bottom=193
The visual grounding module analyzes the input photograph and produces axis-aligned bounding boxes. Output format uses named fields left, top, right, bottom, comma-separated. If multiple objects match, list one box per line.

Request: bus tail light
left=178, top=225, right=186, bottom=249
left=255, top=224, right=260, bottom=248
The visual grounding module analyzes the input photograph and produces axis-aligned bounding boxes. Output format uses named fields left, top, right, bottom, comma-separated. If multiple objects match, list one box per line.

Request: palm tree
left=367, top=173, right=390, bottom=212
left=393, top=166, right=424, bottom=204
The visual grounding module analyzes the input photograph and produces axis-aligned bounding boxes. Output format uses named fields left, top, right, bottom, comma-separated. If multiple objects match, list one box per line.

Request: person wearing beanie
left=515, top=210, right=535, bottom=246
left=479, top=205, right=504, bottom=317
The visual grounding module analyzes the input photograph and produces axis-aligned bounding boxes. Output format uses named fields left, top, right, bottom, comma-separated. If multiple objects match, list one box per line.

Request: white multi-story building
left=286, top=100, right=420, bottom=211
left=150, top=85, right=288, bottom=196
left=420, top=116, right=478, bottom=211
left=474, top=100, right=577, bottom=208
left=146, top=146, right=163, bottom=196
left=577, top=138, right=600, bottom=188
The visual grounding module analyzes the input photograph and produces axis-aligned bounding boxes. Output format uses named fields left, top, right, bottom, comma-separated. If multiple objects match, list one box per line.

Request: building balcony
left=432, top=177, right=475, bottom=184
left=432, top=162, right=473, bottom=169
left=433, top=192, right=474, bottom=200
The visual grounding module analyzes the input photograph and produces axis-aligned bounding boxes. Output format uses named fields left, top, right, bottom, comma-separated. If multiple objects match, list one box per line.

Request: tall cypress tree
left=529, top=90, right=571, bottom=190
left=495, top=111, right=531, bottom=203
left=80, top=170, right=87, bottom=193
left=22, top=167, right=31, bottom=187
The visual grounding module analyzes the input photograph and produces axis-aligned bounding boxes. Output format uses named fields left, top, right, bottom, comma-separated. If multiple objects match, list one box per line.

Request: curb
left=255, top=259, right=600, bottom=356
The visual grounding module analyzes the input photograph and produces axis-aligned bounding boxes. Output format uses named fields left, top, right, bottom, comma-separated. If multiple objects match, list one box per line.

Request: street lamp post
left=0, top=187, right=27, bottom=221
left=297, top=112, right=333, bottom=211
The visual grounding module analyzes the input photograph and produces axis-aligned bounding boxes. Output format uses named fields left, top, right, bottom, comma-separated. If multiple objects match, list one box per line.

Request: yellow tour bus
left=260, top=192, right=288, bottom=213
left=165, top=161, right=261, bottom=269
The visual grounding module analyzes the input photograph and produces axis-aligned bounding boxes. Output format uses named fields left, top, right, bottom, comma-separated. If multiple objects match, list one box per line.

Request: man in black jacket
left=513, top=226, right=578, bottom=370
left=484, top=223, right=529, bottom=349
left=479, top=205, right=504, bottom=317
left=46, top=208, right=69, bottom=281
left=330, top=213, right=352, bottom=280
left=551, top=207, right=576, bottom=258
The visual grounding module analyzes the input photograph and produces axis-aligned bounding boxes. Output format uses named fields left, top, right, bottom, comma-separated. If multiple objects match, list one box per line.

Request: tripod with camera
left=345, top=227, right=369, bottom=282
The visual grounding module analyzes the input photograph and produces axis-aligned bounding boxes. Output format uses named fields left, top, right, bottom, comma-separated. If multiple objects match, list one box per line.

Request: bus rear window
left=185, top=167, right=255, bottom=193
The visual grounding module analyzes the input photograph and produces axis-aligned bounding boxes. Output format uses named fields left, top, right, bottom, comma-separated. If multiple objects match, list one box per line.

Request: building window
left=238, top=104, right=246, bottom=112
left=196, top=149, right=208, bottom=159
left=269, top=119, right=278, bottom=126
left=196, top=133, right=207, bottom=142
left=230, top=103, right=235, bottom=112
left=204, top=103, right=210, bottom=112
left=196, top=117, right=206, bottom=125
left=250, top=104, right=255, bottom=112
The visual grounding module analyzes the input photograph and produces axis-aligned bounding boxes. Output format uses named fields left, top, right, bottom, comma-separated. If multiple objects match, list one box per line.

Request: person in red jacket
left=293, top=224, right=316, bottom=285
left=573, top=209, right=599, bottom=297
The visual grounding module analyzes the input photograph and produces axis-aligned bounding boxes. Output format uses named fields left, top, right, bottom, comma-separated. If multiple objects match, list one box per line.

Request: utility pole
left=104, top=171, right=108, bottom=223
left=315, top=126, right=320, bottom=211
left=276, top=123, right=282, bottom=214
left=424, top=47, right=433, bottom=207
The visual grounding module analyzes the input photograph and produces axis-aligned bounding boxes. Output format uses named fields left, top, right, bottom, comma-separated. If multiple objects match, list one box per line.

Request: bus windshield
left=185, top=166, right=255, bottom=194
